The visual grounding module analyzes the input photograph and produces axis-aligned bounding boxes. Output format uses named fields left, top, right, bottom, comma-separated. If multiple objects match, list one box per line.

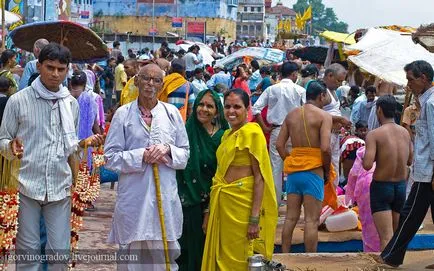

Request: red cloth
left=233, top=78, right=253, bottom=121
left=206, top=66, right=214, bottom=75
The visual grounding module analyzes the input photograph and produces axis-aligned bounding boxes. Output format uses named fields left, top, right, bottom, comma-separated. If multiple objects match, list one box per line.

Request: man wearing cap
left=252, top=61, right=306, bottom=205
left=206, top=63, right=231, bottom=91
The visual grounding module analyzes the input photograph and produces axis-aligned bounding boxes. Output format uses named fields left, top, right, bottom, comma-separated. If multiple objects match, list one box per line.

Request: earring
left=211, top=117, right=217, bottom=125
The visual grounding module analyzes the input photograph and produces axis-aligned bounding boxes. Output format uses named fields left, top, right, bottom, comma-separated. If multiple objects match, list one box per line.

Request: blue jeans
left=104, top=87, right=113, bottom=111
left=40, top=215, right=47, bottom=271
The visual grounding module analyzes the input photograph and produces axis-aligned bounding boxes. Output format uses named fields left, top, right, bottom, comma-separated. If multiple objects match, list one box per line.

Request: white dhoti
left=270, top=127, right=291, bottom=204
left=330, top=133, right=340, bottom=187
left=117, top=240, right=181, bottom=271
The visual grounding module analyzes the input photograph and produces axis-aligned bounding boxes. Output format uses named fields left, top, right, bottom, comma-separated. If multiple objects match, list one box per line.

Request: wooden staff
left=152, top=163, right=170, bottom=271
left=400, top=87, right=413, bottom=125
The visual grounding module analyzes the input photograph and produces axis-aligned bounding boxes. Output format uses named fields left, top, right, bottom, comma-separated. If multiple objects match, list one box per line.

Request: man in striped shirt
left=0, top=43, right=103, bottom=270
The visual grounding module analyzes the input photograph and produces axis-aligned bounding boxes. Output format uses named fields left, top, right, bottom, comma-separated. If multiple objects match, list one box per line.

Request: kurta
left=104, top=100, right=190, bottom=244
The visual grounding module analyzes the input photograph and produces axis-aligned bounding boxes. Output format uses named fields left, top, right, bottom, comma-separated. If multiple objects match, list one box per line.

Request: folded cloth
left=284, top=147, right=338, bottom=209
left=158, top=72, right=187, bottom=102
left=31, top=76, right=77, bottom=157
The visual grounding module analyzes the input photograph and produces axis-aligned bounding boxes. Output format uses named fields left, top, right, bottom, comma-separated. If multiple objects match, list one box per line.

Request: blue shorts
left=370, top=180, right=406, bottom=214
left=285, top=171, right=324, bottom=201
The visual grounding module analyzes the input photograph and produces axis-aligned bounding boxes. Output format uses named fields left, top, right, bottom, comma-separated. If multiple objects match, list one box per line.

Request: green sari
left=177, top=89, right=229, bottom=271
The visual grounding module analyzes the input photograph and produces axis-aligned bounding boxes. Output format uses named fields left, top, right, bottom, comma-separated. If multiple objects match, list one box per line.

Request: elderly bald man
left=322, top=63, right=352, bottom=187
left=104, top=64, right=190, bottom=271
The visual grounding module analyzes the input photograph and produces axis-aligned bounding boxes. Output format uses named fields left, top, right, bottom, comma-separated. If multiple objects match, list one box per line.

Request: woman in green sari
left=177, top=89, right=229, bottom=271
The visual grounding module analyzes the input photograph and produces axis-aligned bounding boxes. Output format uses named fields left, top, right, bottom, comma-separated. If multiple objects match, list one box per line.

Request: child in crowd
left=339, top=121, right=368, bottom=187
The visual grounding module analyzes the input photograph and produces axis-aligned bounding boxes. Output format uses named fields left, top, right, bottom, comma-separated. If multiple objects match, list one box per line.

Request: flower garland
left=0, top=157, right=20, bottom=271
left=70, top=146, right=104, bottom=268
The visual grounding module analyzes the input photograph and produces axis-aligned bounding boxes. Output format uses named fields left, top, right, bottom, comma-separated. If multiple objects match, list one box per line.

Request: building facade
left=264, top=1, right=296, bottom=42
left=236, top=0, right=265, bottom=40
left=92, top=0, right=238, bottom=42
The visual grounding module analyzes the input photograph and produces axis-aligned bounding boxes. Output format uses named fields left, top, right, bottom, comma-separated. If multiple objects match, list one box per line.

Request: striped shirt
left=167, top=82, right=193, bottom=110
left=0, top=86, right=79, bottom=201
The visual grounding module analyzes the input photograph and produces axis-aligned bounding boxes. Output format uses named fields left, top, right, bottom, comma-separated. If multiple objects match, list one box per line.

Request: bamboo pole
left=1, top=0, right=5, bottom=50
left=152, top=164, right=170, bottom=271
left=400, top=87, right=413, bottom=125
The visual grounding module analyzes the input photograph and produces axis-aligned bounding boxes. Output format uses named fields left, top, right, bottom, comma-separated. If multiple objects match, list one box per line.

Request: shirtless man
left=363, top=95, right=413, bottom=250
left=277, top=80, right=332, bottom=253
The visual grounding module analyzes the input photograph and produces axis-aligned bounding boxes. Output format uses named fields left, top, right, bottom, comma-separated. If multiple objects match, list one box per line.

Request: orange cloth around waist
left=284, top=147, right=337, bottom=210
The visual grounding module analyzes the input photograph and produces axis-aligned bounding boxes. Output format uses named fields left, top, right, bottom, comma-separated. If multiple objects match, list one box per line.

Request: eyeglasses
left=136, top=74, right=163, bottom=84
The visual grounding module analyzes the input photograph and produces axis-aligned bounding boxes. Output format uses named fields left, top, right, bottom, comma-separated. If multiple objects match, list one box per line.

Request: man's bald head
left=124, top=58, right=139, bottom=77
left=325, top=63, right=347, bottom=77
left=33, top=39, right=49, bottom=58
left=324, top=63, right=347, bottom=91
left=134, top=64, right=165, bottom=97
left=138, top=63, right=164, bottom=77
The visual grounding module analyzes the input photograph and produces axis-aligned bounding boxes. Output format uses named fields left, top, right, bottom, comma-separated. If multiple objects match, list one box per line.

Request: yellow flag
left=278, top=19, right=284, bottom=31
left=284, top=19, right=291, bottom=32
left=296, top=13, right=304, bottom=30
left=302, top=5, right=312, bottom=21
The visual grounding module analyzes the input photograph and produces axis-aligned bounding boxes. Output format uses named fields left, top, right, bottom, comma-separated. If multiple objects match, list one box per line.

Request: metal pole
left=152, top=0, right=155, bottom=51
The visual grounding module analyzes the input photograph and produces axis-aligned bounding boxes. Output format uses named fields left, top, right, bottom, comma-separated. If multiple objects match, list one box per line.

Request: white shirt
left=0, top=86, right=79, bottom=201
left=252, top=79, right=305, bottom=126
left=105, top=101, right=189, bottom=244
left=183, top=52, right=198, bottom=72
left=191, top=78, right=208, bottom=95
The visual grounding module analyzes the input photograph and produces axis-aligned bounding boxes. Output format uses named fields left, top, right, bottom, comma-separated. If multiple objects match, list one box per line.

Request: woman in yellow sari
left=202, top=88, right=277, bottom=271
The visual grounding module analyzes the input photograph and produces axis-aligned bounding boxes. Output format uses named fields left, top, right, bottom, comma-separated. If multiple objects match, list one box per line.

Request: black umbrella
left=9, top=20, right=109, bottom=63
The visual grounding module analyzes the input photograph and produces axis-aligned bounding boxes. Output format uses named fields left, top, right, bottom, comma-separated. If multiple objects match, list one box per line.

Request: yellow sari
left=120, top=76, right=139, bottom=105
left=202, top=123, right=277, bottom=271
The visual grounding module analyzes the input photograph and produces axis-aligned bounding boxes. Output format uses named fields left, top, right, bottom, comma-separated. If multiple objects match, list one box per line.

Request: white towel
left=31, top=76, right=77, bottom=157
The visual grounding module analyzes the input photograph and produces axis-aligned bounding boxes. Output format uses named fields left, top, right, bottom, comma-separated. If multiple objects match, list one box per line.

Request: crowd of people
left=0, top=36, right=432, bottom=271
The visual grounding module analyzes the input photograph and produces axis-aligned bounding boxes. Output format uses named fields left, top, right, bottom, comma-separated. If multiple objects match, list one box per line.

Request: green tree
left=293, top=0, right=348, bottom=33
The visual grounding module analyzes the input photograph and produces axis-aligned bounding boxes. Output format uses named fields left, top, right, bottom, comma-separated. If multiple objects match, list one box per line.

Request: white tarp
left=346, top=28, right=404, bottom=52
left=215, top=47, right=285, bottom=70
left=348, top=29, right=434, bottom=86
left=176, top=43, right=215, bottom=66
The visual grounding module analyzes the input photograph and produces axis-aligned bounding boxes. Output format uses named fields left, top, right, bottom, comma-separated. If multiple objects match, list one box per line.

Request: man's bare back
left=279, top=104, right=332, bottom=178
left=365, top=123, right=412, bottom=182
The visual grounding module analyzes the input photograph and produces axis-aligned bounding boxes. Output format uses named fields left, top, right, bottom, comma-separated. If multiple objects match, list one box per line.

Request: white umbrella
left=0, top=10, right=21, bottom=25
left=176, top=43, right=215, bottom=66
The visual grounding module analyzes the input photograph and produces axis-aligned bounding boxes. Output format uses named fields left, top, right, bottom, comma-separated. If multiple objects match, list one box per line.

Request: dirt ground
left=7, top=183, right=432, bottom=271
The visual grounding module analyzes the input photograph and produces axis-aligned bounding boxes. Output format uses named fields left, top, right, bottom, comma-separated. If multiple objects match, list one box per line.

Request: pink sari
left=345, top=146, right=380, bottom=252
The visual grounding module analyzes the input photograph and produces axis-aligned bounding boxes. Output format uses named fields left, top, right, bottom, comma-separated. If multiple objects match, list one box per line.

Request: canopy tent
left=345, top=28, right=408, bottom=52
left=348, top=31, right=434, bottom=86
left=320, top=31, right=356, bottom=45
left=215, top=47, right=285, bottom=70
